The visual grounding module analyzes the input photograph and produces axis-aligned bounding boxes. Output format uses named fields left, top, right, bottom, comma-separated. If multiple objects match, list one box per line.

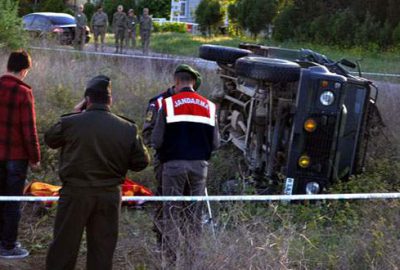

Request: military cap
left=84, top=75, right=111, bottom=99
left=174, top=64, right=202, bottom=90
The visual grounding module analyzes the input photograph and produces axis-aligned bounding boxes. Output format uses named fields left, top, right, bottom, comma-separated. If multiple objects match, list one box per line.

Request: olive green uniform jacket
left=44, top=104, right=150, bottom=187
left=112, top=12, right=128, bottom=32
left=91, top=11, right=108, bottom=28
left=75, top=11, right=87, bottom=28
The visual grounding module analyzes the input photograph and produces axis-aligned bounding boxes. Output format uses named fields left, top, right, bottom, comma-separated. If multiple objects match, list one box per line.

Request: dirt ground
left=0, top=203, right=160, bottom=270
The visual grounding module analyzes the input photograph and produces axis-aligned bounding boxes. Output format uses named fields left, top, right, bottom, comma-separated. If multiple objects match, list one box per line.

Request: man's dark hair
left=7, top=50, right=32, bottom=73
left=174, top=71, right=196, bottom=83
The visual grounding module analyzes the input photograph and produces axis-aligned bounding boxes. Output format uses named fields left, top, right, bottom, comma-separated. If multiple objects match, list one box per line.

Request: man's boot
left=114, top=45, right=119, bottom=54
left=94, top=43, right=98, bottom=52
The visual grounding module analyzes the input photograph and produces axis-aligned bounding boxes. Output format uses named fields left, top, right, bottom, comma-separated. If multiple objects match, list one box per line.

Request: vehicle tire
left=236, top=57, right=301, bottom=83
left=199, top=44, right=252, bottom=64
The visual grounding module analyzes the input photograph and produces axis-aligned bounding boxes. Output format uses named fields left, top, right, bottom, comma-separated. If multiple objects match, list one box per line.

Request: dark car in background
left=22, top=12, right=90, bottom=45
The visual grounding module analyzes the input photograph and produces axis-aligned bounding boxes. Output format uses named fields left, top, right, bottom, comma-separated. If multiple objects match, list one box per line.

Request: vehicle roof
left=24, top=12, right=74, bottom=18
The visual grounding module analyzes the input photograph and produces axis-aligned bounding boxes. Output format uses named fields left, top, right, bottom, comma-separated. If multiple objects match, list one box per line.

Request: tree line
left=195, top=0, right=400, bottom=49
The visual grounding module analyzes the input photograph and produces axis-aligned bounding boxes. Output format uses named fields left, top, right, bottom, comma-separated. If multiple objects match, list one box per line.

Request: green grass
left=103, top=32, right=400, bottom=74
left=270, top=40, right=400, bottom=75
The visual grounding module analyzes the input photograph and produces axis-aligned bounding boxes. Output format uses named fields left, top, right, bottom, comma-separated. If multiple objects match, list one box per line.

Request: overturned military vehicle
left=199, top=44, right=383, bottom=195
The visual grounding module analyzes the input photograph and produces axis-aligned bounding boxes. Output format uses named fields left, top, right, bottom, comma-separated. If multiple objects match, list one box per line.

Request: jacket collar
left=179, top=87, right=195, bottom=93
left=0, top=74, right=31, bottom=89
left=86, top=103, right=111, bottom=112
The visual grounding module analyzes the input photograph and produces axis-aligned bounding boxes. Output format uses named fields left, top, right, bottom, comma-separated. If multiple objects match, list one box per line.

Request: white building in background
left=170, top=0, right=201, bottom=23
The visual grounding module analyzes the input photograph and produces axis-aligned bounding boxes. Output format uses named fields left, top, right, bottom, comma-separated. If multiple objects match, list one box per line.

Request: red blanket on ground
left=23, top=178, right=153, bottom=206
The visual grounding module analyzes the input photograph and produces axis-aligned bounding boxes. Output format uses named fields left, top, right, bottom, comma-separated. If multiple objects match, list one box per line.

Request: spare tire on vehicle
left=236, top=57, right=301, bottom=83
left=199, top=45, right=252, bottom=64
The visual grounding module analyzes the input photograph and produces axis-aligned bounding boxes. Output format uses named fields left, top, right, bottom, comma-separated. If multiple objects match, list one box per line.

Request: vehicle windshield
left=48, top=16, right=75, bottom=25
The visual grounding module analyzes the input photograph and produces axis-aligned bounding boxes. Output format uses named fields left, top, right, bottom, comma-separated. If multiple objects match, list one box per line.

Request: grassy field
left=102, top=32, right=400, bottom=75
left=0, top=48, right=400, bottom=269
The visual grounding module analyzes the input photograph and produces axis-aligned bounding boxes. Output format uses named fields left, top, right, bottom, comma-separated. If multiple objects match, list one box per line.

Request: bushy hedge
left=273, top=1, right=400, bottom=49
left=153, top=22, right=186, bottom=33
left=0, top=0, right=26, bottom=49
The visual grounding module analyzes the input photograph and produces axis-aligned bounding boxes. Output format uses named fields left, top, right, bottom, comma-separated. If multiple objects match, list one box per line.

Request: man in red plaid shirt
left=0, top=50, right=40, bottom=259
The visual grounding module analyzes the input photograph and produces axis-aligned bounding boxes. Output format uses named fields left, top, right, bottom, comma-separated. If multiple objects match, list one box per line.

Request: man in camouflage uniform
left=142, top=65, right=202, bottom=251
left=74, top=4, right=87, bottom=50
left=139, top=8, right=152, bottom=55
left=45, top=75, right=150, bottom=270
left=151, top=65, right=219, bottom=269
left=90, top=5, right=108, bottom=52
left=112, top=5, right=128, bottom=54
left=125, top=9, right=138, bottom=49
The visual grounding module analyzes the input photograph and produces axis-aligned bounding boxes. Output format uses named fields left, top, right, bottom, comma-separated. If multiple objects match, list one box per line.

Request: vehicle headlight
left=320, top=91, right=335, bottom=106
left=305, top=182, right=320, bottom=194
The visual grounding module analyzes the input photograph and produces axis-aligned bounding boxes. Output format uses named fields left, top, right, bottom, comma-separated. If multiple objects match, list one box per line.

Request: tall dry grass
left=0, top=49, right=400, bottom=270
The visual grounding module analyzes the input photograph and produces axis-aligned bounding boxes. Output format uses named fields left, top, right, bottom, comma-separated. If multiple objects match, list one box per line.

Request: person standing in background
left=139, top=8, right=152, bottom=55
left=74, top=4, right=88, bottom=50
left=112, top=5, right=128, bottom=54
left=126, top=9, right=138, bottom=49
left=91, top=5, right=108, bottom=52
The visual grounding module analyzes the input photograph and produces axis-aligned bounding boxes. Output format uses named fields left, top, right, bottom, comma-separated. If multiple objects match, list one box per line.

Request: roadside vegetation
left=1, top=0, right=400, bottom=267
left=0, top=50, right=399, bottom=269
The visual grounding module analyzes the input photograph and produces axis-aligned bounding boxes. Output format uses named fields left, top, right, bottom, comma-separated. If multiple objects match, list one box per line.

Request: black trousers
left=161, top=160, right=208, bottom=269
left=46, top=185, right=121, bottom=270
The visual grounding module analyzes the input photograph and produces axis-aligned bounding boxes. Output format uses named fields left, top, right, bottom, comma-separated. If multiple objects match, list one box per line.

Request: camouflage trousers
left=161, top=160, right=208, bottom=269
left=93, top=25, right=106, bottom=51
left=74, top=27, right=86, bottom=50
left=140, top=31, right=151, bottom=55
left=125, top=29, right=136, bottom=48
left=114, top=27, right=125, bottom=53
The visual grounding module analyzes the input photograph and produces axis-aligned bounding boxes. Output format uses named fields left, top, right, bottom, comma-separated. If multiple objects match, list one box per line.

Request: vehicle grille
left=299, top=115, right=337, bottom=178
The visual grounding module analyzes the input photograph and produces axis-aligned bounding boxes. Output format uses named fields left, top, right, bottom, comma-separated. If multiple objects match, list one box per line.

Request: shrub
left=84, top=2, right=95, bottom=23
left=330, top=9, right=357, bottom=47
left=153, top=22, right=186, bottom=33
left=18, top=0, right=34, bottom=16
left=227, top=2, right=242, bottom=36
left=354, top=12, right=381, bottom=48
left=0, top=0, right=26, bottom=49
left=195, top=0, right=224, bottom=36
left=237, top=0, right=278, bottom=39
left=392, top=22, right=400, bottom=45
left=39, top=0, right=65, bottom=13
left=273, top=3, right=297, bottom=41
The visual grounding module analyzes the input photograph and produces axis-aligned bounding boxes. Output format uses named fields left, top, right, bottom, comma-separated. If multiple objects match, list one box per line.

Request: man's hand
left=30, top=162, right=41, bottom=172
left=74, top=98, right=87, bottom=112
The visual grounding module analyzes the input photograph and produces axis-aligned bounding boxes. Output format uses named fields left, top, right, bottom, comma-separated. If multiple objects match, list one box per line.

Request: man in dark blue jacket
left=152, top=67, right=219, bottom=268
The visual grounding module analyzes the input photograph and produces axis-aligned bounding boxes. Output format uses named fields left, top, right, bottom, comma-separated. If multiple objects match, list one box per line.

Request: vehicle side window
left=31, top=16, right=50, bottom=28
left=23, top=15, right=35, bottom=27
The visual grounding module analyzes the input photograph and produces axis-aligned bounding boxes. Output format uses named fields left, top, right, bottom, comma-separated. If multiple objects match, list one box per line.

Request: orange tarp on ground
left=24, top=178, right=154, bottom=206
